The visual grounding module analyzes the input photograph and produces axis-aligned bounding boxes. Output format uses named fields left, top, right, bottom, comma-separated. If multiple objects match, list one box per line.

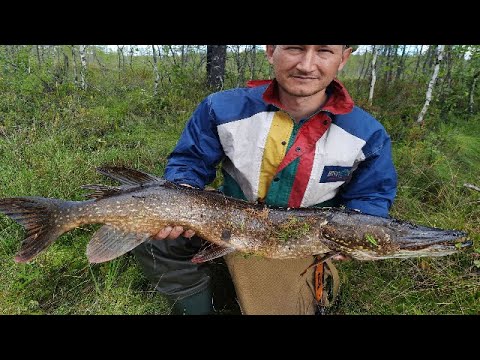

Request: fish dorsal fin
left=86, top=225, right=151, bottom=263
left=96, top=166, right=164, bottom=186
left=80, top=184, right=122, bottom=199
left=191, top=243, right=236, bottom=263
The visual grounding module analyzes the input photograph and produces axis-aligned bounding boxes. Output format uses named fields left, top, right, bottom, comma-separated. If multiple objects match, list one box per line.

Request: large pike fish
left=0, top=166, right=471, bottom=264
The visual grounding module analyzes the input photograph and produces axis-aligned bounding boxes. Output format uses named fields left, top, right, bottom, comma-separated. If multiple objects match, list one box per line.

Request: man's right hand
left=153, top=226, right=196, bottom=240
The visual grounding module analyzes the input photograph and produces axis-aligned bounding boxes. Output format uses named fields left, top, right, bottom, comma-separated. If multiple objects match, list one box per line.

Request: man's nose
left=296, top=50, right=316, bottom=72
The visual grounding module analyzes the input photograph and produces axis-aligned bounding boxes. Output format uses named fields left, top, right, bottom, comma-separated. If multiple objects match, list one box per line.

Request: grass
left=332, top=117, right=480, bottom=315
left=0, top=73, right=206, bottom=314
left=0, top=56, right=479, bottom=314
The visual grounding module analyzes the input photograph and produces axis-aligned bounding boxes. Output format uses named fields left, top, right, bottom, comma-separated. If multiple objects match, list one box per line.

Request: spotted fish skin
left=0, top=166, right=471, bottom=264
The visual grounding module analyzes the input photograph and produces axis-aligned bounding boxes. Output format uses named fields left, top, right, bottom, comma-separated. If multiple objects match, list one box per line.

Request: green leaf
left=365, top=234, right=378, bottom=246
left=474, top=260, right=480, bottom=268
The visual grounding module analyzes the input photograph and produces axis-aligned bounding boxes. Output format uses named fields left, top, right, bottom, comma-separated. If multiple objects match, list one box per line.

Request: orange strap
left=314, top=262, right=325, bottom=304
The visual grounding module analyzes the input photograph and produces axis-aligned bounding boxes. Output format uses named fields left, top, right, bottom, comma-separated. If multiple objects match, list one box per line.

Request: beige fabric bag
left=224, top=253, right=318, bottom=315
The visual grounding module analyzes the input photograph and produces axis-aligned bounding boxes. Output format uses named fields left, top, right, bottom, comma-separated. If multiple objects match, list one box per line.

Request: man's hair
left=271, top=45, right=357, bottom=53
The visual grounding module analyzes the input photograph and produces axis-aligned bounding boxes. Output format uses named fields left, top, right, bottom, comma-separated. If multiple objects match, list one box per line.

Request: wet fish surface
left=0, top=166, right=471, bottom=264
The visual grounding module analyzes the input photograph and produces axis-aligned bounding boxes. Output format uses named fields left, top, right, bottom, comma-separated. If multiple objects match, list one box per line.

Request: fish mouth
left=394, top=224, right=470, bottom=251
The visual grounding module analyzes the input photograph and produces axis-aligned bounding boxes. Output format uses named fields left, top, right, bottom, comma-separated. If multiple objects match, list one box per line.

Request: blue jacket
left=164, top=79, right=397, bottom=218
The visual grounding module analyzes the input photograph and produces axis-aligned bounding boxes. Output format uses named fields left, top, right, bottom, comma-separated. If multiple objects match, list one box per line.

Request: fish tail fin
left=0, top=197, right=68, bottom=263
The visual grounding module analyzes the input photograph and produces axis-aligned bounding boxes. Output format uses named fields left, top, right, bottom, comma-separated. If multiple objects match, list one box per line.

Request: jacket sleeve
left=338, top=130, right=397, bottom=218
left=163, top=96, right=224, bottom=189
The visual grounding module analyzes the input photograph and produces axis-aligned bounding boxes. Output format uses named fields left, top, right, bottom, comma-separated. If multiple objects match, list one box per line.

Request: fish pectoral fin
left=191, top=243, right=236, bottom=263
left=86, top=225, right=151, bottom=263
left=96, top=166, right=164, bottom=186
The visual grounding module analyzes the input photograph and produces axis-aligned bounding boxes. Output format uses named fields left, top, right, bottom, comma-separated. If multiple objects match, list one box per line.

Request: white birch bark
left=129, top=45, right=135, bottom=70
left=27, top=47, right=31, bottom=74
left=71, top=45, right=78, bottom=86
left=368, top=45, right=378, bottom=105
left=79, top=45, right=87, bottom=90
left=36, top=45, right=42, bottom=67
left=152, top=45, right=160, bottom=96
left=469, top=71, right=479, bottom=113
left=417, top=45, right=445, bottom=123
left=117, top=45, right=125, bottom=72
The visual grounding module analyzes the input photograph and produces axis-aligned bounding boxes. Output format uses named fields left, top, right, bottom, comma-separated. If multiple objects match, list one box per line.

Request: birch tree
left=129, top=46, right=135, bottom=70
left=117, top=45, right=125, bottom=74
left=250, top=45, right=257, bottom=80
left=358, top=48, right=369, bottom=80
left=395, top=45, right=407, bottom=81
left=152, top=45, right=160, bottom=96
left=413, top=45, right=424, bottom=78
left=368, top=45, right=378, bottom=105
left=79, top=45, right=88, bottom=90
left=231, top=45, right=248, bottom=87
left=417, top=45, right=445, bottom=123
left=35, top=45, right=42, bottom=67
left=469, top=70, right=480, bottom=113
left=71, top=46, right=78, bottom=86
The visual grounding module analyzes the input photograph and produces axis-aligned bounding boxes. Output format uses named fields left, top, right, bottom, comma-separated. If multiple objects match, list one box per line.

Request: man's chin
left=284, top=88, right=321, bottom=97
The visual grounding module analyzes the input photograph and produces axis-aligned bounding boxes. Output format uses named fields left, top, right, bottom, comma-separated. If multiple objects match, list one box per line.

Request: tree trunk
left=250, top=45, right=257, bottom=80
left=384, top=45, right=396, bottom=85
left=413, top=45, right=424, bottom=78
left=129, top=46, right=135, bottom=70
left=79, top=45, right=87, bottom=90
left=232, top=45, right=248, bottom=87
left=395, top=45, right=407, bottom=81
left=417, top=45, right=445, bottom=123
left=152, top=45, right=160, bottom=96
left=35, top=45, right=42, bottom=67
left=71, top=45, right=78, bottom=86
left=358, top=47, right=369, bottom=80
left=368, top=45, right=378, bottom=106
left=207, top=45, right=227, bottom=91
left=63, top=51, right=69, bottom=80
left=181, top=45, right=186, bottom=67
left=117, top=45, right=125, bottom=79
left=469, top=70, right=480, bottom=114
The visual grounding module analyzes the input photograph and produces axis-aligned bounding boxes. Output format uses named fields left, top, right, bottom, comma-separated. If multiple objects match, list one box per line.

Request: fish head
left=376, top=223, right=472, bottom=260
left=320, top=221, right=471, bottom=261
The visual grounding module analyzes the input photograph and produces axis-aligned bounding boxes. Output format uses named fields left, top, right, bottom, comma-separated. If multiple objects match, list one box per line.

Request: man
left=133, top=45, right=397, bottom=315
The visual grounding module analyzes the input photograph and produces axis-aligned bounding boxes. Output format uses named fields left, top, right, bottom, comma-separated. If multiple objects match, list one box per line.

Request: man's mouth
left=292, top=75, right=317, bottom=80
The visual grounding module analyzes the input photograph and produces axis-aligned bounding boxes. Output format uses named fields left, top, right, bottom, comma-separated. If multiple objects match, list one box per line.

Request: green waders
left=132, top=236, right=214, bottom=315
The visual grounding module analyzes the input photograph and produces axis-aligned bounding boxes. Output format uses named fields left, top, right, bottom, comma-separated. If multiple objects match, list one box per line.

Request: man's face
left=266, top=45, right=351, bottom=98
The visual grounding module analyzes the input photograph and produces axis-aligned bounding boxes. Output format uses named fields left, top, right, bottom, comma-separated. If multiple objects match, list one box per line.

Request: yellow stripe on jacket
left=258, top=111, right=294, bottom=201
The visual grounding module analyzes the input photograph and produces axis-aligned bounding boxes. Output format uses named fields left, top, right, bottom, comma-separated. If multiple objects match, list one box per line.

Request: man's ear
left=338, top=47, right=353, bottom=72
left=265, top=45, right=275, bottom=65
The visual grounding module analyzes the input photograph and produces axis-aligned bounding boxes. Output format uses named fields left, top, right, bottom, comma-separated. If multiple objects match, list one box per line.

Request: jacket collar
left=247, top=78, right=354, bottom=115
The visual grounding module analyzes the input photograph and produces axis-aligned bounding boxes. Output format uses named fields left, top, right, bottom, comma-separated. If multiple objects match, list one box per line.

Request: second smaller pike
left=0, top=166, right=471, bottom=264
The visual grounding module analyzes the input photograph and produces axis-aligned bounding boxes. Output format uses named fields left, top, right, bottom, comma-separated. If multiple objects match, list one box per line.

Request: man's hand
left=153, top=226, right=196, bottom=240
left=332, top=254, right=351, bottom=261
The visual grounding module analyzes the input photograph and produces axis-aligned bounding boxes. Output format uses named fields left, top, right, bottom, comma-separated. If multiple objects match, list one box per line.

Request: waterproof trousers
left=133, top=236, right=318, bottom=315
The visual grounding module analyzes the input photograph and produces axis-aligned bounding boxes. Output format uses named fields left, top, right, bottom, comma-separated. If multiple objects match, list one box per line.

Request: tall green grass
left=335, top=118, right=480, bottom=315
